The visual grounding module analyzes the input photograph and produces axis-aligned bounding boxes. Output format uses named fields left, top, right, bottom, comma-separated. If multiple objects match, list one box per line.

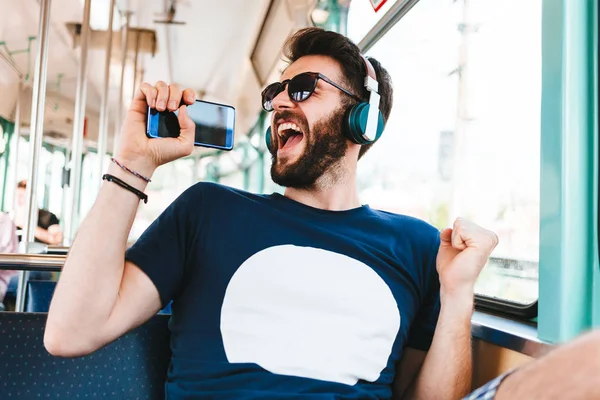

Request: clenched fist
left=436, top=218, right=499, bottom=297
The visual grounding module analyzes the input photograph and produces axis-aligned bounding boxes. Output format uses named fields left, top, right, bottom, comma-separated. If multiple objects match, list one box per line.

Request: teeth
left=277, top=122, right=301, bottom=136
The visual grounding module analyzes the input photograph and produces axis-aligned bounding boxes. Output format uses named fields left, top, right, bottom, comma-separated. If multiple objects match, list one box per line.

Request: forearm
left=45, top=80, right=195, bottom=355
left=408, top=290, right=474, bottom=400
left=46, top=163, right=152, bottom=348
left=33, top=226, right=50, bottom=243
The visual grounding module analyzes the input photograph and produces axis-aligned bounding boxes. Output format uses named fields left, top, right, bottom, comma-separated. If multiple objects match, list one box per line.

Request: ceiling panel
left=0, top=0, right=317, bottom=150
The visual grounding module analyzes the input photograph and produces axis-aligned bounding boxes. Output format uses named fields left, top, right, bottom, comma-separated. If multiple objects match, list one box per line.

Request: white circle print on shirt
left=220, top=245, right=401, bottom=386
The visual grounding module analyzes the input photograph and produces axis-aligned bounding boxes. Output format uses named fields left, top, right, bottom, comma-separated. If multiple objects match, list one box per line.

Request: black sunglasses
left=261, top=72, right=363, bottom=112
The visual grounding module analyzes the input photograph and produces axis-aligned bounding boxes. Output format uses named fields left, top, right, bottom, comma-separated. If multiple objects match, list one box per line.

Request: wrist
left=440, top=286, right=475, bottom=311
left=112, top=154, right=157, bottom=180
left=106, top=163, right=150, bottom=192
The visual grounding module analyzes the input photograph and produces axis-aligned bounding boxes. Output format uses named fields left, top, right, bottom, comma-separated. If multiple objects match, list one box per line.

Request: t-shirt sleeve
left=125, top=184, right=203, bottom=307
left=406, top=233, right=441, bottom=351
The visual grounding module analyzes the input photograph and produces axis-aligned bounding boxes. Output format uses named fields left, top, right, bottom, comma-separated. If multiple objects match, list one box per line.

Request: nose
left=271, top=85, right=295, bottom=111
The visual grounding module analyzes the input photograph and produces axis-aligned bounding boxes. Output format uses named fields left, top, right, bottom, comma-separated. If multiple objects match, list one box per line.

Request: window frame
left=475, top=297, right=537, bottom=320
left=537, top=0, right=598, bottom=342
left=595, top=0, right=600, bottom=330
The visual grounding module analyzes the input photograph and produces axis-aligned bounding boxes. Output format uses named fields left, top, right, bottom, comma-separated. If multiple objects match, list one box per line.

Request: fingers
left=138, top=82, right=158, bottom=108
left=176, top=105, right=195, bottom=155
left=439, top=227, right=467, bottom=251
left=177, top=104, right=195, bottom=135
left=448, top=218, right=499, bottom=251
left=138, top=81, right=195, bottom=111
left=155, top=81, right=169, bottom=111
left=182, top=88, right=197, bottom=105
left=451, top=220, right=468, bottom=250
left=440, top=228, right=453, bottom=244
left=167, top=84, right=182, bottom=111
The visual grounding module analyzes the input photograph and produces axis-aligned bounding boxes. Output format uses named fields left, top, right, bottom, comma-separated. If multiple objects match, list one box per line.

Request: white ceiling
left=0, top=0, right=317, bottom=151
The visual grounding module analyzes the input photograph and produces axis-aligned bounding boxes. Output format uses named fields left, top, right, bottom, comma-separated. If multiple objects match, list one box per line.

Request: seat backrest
left=25, top=280, right=56, bottom=312
left=0, top=312, right=171, bottom=399
left=24, top=280, right=173, bottom=314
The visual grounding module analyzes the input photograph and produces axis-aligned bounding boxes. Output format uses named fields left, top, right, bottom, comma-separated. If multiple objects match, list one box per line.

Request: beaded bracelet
left=102, top=174, right=148, bottom=203
left=111, top=158, right=151, bottom=183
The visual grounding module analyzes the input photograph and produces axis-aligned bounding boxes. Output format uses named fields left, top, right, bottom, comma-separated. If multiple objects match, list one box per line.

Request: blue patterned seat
left=4, top=271, right=54, bottom=307
left=25, top=280, right=55, bottom=312
left=0, top=313, right=171, bottom=399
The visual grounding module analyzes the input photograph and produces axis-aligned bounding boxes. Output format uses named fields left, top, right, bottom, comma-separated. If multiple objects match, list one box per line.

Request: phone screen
left=146, top=100, right=235, bottom=151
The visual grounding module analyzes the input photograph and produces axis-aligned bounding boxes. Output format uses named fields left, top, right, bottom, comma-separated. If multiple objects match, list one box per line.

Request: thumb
left=440, top=228, right=453, bottom=247
left=177, top=105, right=196, bottom=144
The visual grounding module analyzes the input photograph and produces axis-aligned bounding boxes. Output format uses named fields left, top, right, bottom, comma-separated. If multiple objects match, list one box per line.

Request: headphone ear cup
left=265, top=127, right=273, bottom=152
left=341, top=106, right=354, bottom=142
left=346, top=103, right=385, bottom=145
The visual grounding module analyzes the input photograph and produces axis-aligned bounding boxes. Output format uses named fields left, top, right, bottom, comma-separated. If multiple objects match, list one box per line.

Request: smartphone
left=146, top=99, right=235, bottom=151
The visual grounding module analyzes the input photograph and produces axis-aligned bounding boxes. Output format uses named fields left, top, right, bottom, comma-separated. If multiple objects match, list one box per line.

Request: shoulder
left=175, top=182, right=269, bottom=207
left=370, top=209, right=440, bottom=250
left=185, top=182, right=265, bottom=199
left=373, top=209, right=439, bottom=237
left=370, top=211, right=441, bottom=290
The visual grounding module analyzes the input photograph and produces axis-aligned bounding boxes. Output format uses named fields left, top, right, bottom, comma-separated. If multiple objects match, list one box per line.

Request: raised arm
left=44, top=81, right=197, bottom=357
left=402, top=218, right=498, bottom=400
left=34, top=224, right=62, bottom=245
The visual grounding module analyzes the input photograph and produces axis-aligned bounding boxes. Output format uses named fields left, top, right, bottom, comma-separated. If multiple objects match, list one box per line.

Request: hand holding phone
left=146, top=99, right=235, bottom=151
left=115, top=81, right=197, bottom=179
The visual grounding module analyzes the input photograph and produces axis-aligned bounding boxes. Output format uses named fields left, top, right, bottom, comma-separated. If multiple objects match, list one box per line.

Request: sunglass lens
left=262, top=83, right=283, bottom=111
left=288, top=73, right=317, bottom=102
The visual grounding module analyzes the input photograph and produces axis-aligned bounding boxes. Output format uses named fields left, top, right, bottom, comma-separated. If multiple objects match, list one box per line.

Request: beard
left=270, top=107, right=348, bottom=189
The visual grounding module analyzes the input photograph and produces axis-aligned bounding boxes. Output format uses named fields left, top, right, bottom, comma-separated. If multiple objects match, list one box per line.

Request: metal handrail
left=0, top=253, right=65, bottom=272
left=357, top=0, right=420, bottom=53
left=45, top=245, right=70, bottom=254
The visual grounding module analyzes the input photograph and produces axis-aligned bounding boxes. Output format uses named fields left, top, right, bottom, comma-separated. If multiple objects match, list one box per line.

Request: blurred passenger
left=0, top=212, right=18, bottom=311
left=13, top=180, right=63, bottom=245
left=46, top=28, right=499, bottom=400
left=472, top=329, right=600, bottom=400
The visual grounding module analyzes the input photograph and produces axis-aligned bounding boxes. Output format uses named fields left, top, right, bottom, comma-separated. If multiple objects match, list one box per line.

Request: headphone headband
left=360, top=54, right=377, bottom=81
left=358, top=54, right=381, bottom=142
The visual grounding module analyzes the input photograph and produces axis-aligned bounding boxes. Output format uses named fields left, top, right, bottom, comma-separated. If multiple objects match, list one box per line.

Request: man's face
left=268, top=55, right=350, bottom=189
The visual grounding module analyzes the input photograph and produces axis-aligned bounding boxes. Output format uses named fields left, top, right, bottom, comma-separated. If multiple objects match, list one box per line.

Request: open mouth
left=277, top=122, right=305, bottom=151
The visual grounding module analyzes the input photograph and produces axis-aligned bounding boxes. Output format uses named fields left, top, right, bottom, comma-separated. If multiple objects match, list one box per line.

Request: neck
left=283, top=158, right=360, bottom=211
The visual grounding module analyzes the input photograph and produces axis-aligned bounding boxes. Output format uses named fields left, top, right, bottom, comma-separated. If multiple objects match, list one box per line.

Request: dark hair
left=17, top=180, right=27, bottom=189
left=282, top=27, right=393, bottom=159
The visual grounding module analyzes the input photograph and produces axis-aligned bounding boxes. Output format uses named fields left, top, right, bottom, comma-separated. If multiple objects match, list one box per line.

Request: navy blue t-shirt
left=126, top=182, right=441, bottom=400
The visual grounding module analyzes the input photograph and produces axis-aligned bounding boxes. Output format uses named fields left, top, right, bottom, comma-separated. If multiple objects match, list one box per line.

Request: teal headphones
left=265, top=55, right=384, bottom=152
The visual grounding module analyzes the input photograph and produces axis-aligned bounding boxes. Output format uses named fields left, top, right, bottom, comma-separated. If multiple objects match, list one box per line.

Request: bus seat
left=159, top=301, right=172, bottom=314
left=4, top=274, right=19, bottom=303
left=4, top=271, right=55, bottom=307
left=22, top=280, right=173, bottom=314
left=25, top=280, right=56, bottom=312
left=0, top=312, right=171, bottom=399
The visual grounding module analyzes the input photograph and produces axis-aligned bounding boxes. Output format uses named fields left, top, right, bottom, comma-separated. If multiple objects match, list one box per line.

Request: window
left=348, top=0, right=541, bottom=306
left=345, top=0, right=401, bottom=43
left=130, top=156, right=196, bottom=240
left=6, top=136, right=56, bottom=214
left=80, top=152, right=108, bottom=220
left=48, top=150, right=66, bottom=219
left=128, top=143, right=269, bottom=241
